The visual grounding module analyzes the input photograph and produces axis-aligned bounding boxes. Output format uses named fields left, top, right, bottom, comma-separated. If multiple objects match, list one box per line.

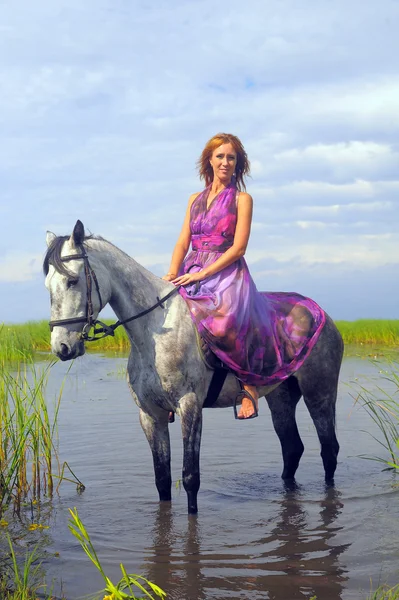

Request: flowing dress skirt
left=179, top=250, right=325, bottom=387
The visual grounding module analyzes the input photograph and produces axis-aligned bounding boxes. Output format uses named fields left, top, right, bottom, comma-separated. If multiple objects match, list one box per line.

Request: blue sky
left=1, top=0, right=398, bottom=322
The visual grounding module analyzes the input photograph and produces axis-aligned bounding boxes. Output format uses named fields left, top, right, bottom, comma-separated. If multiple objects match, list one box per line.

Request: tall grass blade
left=68, top=508, right=166, bottom=599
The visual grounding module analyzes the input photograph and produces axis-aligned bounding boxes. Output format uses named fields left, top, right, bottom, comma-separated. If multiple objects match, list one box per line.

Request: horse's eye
left=67, top=279, right=79, bottom=289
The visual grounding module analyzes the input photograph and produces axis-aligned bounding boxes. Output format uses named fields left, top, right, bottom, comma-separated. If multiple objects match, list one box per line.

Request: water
left=37, top=352, right=399, bottom=599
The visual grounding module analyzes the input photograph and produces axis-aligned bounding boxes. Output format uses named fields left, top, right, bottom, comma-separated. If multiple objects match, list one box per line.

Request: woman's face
left=210, top=142, right=237, bottom=183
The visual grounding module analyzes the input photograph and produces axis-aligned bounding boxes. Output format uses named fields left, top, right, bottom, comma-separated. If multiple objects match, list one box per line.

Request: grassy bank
left=335, top=319, right=399, bottom=346
left=1, top=319, right=399, bottom=360
left=0, top=320, right=129, bottom=361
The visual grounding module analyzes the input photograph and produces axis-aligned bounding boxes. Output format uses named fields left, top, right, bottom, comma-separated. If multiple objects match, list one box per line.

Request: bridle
left=48, top=245, right=180, bottom=342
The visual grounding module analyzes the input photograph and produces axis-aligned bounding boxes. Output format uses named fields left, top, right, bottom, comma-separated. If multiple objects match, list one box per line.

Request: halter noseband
left=48, top=245, right=180, bottom=342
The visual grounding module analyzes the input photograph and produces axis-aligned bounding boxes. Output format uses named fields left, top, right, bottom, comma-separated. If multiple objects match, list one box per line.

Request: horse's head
left=44, top=220, right=108, bottom=361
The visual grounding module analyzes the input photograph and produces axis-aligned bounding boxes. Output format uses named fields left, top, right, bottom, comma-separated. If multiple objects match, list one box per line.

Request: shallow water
left=36, top=352, right=399, bottom=599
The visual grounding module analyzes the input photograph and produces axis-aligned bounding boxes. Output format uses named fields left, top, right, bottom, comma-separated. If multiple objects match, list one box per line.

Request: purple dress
left=178, top=181, right=325, bottom=386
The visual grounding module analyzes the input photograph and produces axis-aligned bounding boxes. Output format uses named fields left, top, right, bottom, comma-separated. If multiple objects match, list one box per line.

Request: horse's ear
left=70, top=220, right=85, bottom=248
left=46, top=231, right=56, bottom=247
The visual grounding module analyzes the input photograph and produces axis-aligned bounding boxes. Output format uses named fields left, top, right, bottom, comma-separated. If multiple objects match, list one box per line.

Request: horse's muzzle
left=55, top=340, right=85, bottom=361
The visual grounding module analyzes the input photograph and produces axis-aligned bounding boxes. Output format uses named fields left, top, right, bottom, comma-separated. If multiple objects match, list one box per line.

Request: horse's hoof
left=282, top=478, right=299, bottom=493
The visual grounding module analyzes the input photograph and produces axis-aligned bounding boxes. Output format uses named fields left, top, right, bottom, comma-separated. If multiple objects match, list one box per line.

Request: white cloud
left=264, top=141, right=399, bottom=183
left=295, top=221, right=335, bottom=230
left=302, top=200, right=393, bottom=216
left=0, top=253, right=43, bottom=283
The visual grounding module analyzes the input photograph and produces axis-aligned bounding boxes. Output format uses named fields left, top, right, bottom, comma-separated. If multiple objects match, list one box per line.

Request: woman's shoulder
left=237, top=191, right=253, bottom=204
left=188, top=191, right=202, bottom=206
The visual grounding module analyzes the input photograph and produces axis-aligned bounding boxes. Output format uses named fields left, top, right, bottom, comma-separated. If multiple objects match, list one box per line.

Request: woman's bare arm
left=162, top=193, right=199, bottom=280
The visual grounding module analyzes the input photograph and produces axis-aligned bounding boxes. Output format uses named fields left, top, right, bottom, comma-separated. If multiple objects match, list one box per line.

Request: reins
left=48, top=245, right=180, bottom=342
left=89, top=286, right=180, bottom=340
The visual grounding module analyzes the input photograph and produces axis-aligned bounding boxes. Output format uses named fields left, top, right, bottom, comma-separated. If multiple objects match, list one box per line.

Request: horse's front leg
left=139, top=409, right=171, bottom=502
left=180, top=393, right=203, bottom=515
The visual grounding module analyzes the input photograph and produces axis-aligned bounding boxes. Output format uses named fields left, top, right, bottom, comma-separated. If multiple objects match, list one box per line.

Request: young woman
left=163, top=133, right=324, bottom=419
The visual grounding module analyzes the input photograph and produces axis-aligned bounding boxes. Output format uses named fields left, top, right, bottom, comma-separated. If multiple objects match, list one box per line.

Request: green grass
left=0, top=320, right=130, bottom=360
left=68, top=507, right=166, bottom=600
left=0, top=358, right=164, bottom=599
left=1, top=319, right=399, bottom=360
left=0, top=533, right=54, bottom=600
left=353, top=360, right=399, bottom=472
left=0, top=322, right=51, bottom=361
left=312, top=586, right=399, bottom=600
left=335, top=319, right=399, bottom=346
left=367, top=584, right=399, bottom=599
left=0, top=359, right=64, bottom=515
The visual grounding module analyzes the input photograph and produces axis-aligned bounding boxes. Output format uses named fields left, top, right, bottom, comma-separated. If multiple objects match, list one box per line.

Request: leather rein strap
left=48, top=246, right=180, bottom=341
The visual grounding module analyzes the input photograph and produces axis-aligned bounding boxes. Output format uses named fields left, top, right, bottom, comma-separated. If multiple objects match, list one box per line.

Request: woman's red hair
left=197, top=133, right=251, bottom=191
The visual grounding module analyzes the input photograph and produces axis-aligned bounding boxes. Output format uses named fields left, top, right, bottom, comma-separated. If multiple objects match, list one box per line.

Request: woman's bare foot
left=237, top=385, right=259, bottom=419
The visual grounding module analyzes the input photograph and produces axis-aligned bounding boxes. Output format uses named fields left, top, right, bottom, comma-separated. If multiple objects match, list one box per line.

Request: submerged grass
left=2, top=319, right=399, bottom=359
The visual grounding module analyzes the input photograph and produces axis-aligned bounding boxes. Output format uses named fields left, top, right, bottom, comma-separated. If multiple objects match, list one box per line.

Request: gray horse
left=44, top=220, right=343, bottom=514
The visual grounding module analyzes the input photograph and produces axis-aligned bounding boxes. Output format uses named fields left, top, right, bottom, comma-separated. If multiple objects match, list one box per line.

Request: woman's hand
left=172, top=271, right=204, bottom=286
left=162, top=273, right=177, bottom=281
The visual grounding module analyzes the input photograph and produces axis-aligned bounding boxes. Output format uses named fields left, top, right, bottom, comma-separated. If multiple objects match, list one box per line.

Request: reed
left=367, top=584, right=399, bottom=599
left=353, top=361, right=399, bottom=472
left=0, top=322, right=51, bottom=361
left=0, top=359, right=61, bottom=515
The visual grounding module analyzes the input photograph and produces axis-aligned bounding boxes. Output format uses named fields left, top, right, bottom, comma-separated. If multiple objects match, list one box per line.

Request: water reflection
left=142, top=485, right=350, bottom=600
left=142, top=504, right=207, bottom=600
left=258, top=484, right=350, bottom=600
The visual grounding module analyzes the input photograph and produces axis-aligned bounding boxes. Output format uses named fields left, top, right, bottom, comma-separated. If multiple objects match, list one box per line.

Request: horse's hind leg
left=266, top=378, right=304, bottom=480
left=139, top=409, right=172, bottom=502
left=180, top=393, right=203, bottom=514
left=295, top=321, right=342, bottom=482
left=298, top=381, right=340, bottom=482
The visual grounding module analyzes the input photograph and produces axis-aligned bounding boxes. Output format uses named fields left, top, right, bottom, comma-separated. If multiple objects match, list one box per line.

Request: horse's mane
left=43, top=234, right=99, bottom=277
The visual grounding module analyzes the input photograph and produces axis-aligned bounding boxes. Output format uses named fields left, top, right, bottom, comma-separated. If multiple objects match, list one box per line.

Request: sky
left=0, top=0, right=398, bottom=323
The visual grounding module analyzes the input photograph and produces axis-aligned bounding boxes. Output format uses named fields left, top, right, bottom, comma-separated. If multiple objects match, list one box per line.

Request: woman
left=163, top=133, right=325, bottom=420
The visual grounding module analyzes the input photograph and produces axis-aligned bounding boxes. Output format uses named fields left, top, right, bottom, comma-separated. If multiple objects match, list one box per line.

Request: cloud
left=262, top=142, right=399, bottom=183
left=0, top=0, right=398, bottom=320
left=0, top=253, right=43, bottom=283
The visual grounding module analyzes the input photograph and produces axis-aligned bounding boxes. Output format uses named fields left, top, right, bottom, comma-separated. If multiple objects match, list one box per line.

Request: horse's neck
left=89, top=239, right=173, bottom=336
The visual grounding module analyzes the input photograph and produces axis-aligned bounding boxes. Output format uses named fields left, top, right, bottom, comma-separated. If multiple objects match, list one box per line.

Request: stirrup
left=233, top=388, right=259, bottom=420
